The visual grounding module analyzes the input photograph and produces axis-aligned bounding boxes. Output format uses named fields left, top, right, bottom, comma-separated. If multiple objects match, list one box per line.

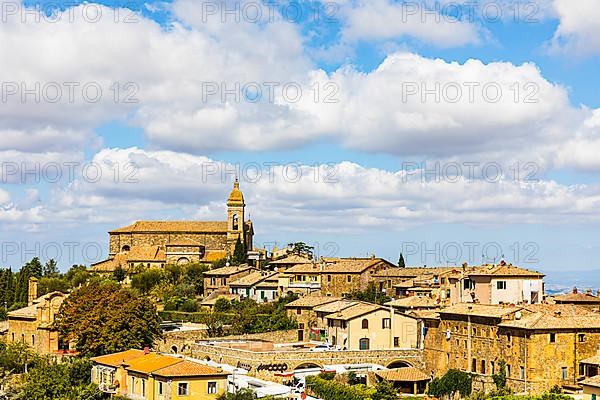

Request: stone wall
left=109, top=232, right=228, bottom=255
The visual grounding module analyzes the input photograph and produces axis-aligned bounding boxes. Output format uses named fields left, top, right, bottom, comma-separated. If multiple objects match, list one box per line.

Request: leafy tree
left=345, top=282, right=391, bottom=305
left=130, top=268, right=163, bottom=294
left=14, top=258, right=43, bottom=304
left=183, top=263, right=210, bottom=295
left=428, top=369, right=473, bottom=399
left=54, top=280, right=162, bottom=356
left=205, top=312, right=225, bottom=338
left=398, top=253, right=406, bottom=268
left=287, top=242, right=314, bottom=258
left=213, top=298, right=232, bottom=313
left=0, top=342, right=37, bottom=373
left=493, top=359, right=507, bottom=389
left=212, top=258, right=228, bottom=269
left=43, top=259, right=60, bottom=277
left=373, top=380, right=398, bottom=400
left=217, top=388, right=258, bottom=400
left=64, top=265, right=90, bottom=288
left=112, top=266, right=126, bottom=283
left=232, top=237, right=246, bottom=265
left=38, top=277, right=70, bottom=296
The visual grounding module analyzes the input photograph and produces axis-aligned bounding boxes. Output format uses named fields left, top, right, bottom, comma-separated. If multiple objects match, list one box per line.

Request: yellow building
left=582, top=375, right=600, bottom=400
left=324, top=302, right=421, bottom=351
left=6, top=278, right=69, bottom=354
left=91, top=349, right=228, bottom=399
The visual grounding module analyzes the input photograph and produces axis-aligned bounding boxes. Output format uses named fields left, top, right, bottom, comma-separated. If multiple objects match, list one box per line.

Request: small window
left=550, top=333, right=556, bottom=343
left=31, top=335, right=35, bottom=346
left=394, top=337, right=399, bottom=347
left=347, top=275, right=352, bottom=283
left=520, top=366, right=525, bottom=380
left=579, top=333, right=585, bottom=342
left=472, top=358, right=477, bottom=373
left=491, top=361, right=495, bottom=375
left=208, top=381, right=217, bottom=394
left=141, top=379, right=146, bottom=397
left=580, top=364, right=586, bottom=377
left=562, top=367, right=568, bottom=380
left=178, top=382, right=189, bottom=396
left=158, top=381, right=164, bottom=395
left=481, top=360, right=486, bottom=374
left=359, top=338, right=370, bottom=350
left=328, top=275, right=332, bottom=282
left=296, top=308, right=301, bottom=315
left=497, top=281, right=507, bottom=290
left=382, top=318, right=391, bottom=329
left=362, top=319, right=369, bottom=329
left=506, top=364, right=511, bottom=377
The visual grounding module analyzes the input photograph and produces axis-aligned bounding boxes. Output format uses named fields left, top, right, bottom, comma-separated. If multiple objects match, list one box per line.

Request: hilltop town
left=1, top=182, right=600, bottom=400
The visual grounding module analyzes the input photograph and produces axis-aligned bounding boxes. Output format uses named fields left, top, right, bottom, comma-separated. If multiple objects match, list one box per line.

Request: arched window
left=232, top=214, right=239, bottom=230
left=359, top=338, right=370, bottom=350
left=177, top=257, right=190, bottom=265
left=361, top=319, right=369, bottom=329
left=121, top=245, right=130, bottom=252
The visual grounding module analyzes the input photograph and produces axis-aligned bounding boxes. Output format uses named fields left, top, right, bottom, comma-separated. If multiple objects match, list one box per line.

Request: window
left=362, top=319, right=369, bottom=329
left=550, top=333, right=556, bottom=343
left=31, top=335, right=35, bottom=346
left=579, top=333, right=585, bottom=342
left=297, top=308, right=302, bottom=315
left=472, top=358, right=477, bottom=373
left=497, top=281, right=507, bottom=290
left=506, top=364, right=511, bottom=377
left=327, top=275, right=332, bottom=282
left=141, top=379, right=146, bottom=398
left=481, top=360, right=486, bottom=374
left=580, top=364, right=586, bottom=377
left=472, top=327, right=477, bottom=336
left=382, top=318, right=391, bottom=329
left=130, top=377, right=135, bottom=395
left=347, top=275, right=352, bottom=283
left=520, top=366, right=525, bottom=380
left=561, top=367, right=568, bottom=380
left=491, top=361, right=495, bottom=375
left=394, top=337, right=399, bottom=347
left=464, top=279, right=474, bottom=290
left=359, top=338, right=370, bottom=350
left=178, top=382, right=189, bottom=396
left=232, top=214, right=239, bottom=230
left=158, top=381, right=164, bottom=395
left=208, top=381, right=217, bottom=394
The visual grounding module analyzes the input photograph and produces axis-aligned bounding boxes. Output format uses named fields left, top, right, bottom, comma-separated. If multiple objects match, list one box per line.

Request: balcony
left=98, top=383, right=118, bottom=394
left=289, top=281, right=321, bottom=290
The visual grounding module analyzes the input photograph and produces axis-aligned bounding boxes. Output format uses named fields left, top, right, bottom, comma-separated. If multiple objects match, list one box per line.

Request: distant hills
left=543, top=269, right=600, bottom=295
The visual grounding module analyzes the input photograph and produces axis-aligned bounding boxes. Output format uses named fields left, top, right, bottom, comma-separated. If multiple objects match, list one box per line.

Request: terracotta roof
left=324, top=258, right=388, bottom=273
left=439, top=304, right=521, bottom=319
left=201, top=293, right=240, bottom=306
left=204, top=265, right=254, bottom=276
left=285, top=263, right=325, bottom=274
left=285, top=296, right=341, bottom=308
left=326, top=303, right=383, bottom=321
left=203, top=250, right=228, bottom=262
left=376, top=367, right=430, bottom=382
left=373, top=267, right=457, bottom=278
left=91, top=349, right=146, bottom=367
left=580, top=355, right=600, bottom=366
left=581, top=375, right=600, bottom=388
left=499, top=304, right=600, bottom=330
left=110, top=221, right=228, bottom=234
left=269, top=254, right=313, bottom=265
left=468, top=264, right=544, bottom=277
left=153, top=360, right=227, bottom=377
left=126, top=353, right=182, bottom=374
left=386, top=296, right=438, bottom=309
left=554, top=292, right=600, bottom=304
left=229, top=271, right=278, bottom=287
left=314, top=300, right=359, bottom=314
left=8, top=292, right=67, bottom=319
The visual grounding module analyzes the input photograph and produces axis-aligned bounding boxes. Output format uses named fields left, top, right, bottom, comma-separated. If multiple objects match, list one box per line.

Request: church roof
left=110, top=221, right=228, bottom=234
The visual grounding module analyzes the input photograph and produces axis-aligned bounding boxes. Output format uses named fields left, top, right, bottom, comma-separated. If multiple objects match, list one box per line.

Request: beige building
left=92, top=181, right=253, bottom=273
left=6, top=278, right=69, bottom=354
left=423, top=303, right=600, bottom=394
left=203, top=264, right=256, bottom=297
left=324, top=303, right=421, bottom=351
left=285, top=296, right=341, bottom=342
left=229, top=271, right=280, bottom=302
left=91, top=349, right=228, bottom=399
left=553, top=288, right=600, bottom=309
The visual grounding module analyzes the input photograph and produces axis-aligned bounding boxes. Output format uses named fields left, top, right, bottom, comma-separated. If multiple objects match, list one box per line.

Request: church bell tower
left=227, top=179, right=245, bottom=255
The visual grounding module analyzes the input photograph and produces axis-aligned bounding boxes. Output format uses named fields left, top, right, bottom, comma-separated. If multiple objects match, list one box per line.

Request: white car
left=309, top=344, right=334, bottom=352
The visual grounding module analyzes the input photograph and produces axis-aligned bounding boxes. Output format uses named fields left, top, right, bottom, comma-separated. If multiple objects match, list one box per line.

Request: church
left=92, top=180, right=253, bottom=273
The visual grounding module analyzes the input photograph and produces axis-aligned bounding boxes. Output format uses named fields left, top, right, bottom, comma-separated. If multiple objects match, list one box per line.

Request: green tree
left=428, top=369, right=473, bottom=399
left=14, top=258, right=44, bottom=304
left=38, top=277, right=70, bottom=296
left=54, top=280, right=162, bottom=356
left=113, top=266, right=126, bottom=283
left=398, top=253, right=406, bottom=268
left=287, top=242, right=314, bottom=258
left=493, top=359, right=507, bottom=390
left=64, top=265, right=90, bottom=288
left=373, top=380, right=398, bottom=400
left=217, top=388, right=258, bottom=400
left=131, top=268, right=163, bottom=294
left=43, top=259, right=60, bottom=277
left=232, top=237, right=246, bottom=265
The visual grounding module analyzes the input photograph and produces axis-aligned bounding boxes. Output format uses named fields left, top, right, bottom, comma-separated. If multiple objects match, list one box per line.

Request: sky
left=0, top=0, right=599, bottom=284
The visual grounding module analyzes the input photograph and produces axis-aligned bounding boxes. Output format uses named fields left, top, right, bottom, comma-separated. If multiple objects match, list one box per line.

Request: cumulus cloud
left=549, top=0, right=600, bottom=56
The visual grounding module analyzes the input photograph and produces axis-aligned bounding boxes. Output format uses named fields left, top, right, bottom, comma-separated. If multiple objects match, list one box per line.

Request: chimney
left=28, top=277, right=39, bottom=306
left=144, top=346, right=150, bottom=354
left=573, top=287, right=578, bottom=294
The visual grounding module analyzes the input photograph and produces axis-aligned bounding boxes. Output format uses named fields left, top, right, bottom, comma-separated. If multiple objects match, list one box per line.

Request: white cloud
left=549, top=0, right=600, bottom=56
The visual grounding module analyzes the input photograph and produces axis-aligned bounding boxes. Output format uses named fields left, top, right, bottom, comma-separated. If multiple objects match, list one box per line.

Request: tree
left=204, top=312, right=226, bottom=338
left=217, top=388, right=258, bottom=400
left=130, top=269, right=163, bottom=294
left=43, top=259, right=60, bottom=277
left=54, top=280, right=162, bottom=356
left=288, top=242, right=314, bottom=258
left=492, top=359, right=507, bottom=389
left=14, top=258, right=44, bottom=305
left=232, top=237, right=246, bottom=265
left=113, top=266, right=126, bottom=283
left=373, top=380, right=398, bottom=400
left=398, top=253, right=406, bottom=268
left=428, top=369, right=473, bottom=399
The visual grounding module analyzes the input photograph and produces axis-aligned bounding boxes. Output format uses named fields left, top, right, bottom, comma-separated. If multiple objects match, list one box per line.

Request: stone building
left=92, top=180, right=253, bottom=273
left=6, top=278, right=69, bottom=354
left=422, top=303, right=600, bottom=394
left=229, top=271, right=280, bottom=302
left=553, top=288, right=600, bottom=309
left=285, top=296, right=341, bottom=341
left=203, top=264, right=256, bottom=297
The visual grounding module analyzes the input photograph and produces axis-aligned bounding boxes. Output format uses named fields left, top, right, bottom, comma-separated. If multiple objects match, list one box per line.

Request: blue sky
left=1, top=0, right=600, bottom=285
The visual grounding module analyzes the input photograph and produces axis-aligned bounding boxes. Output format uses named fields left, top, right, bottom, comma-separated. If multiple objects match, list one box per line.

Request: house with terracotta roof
left=203, top=264, right=257, bottom=297
left=285, top=296, right=341, bottom=341
left=423, top=303, right=600, bottom=394
left=91, top=349, right=228, bottom=399
left=6, top=277, right=70, bottom=354
left=323, top=302, right=420, bottom=351
left=92, top=181, right=254, bottom=274
left=553, top=288, right=600, bottom=309
left=228, top=271, right=280, bottom=302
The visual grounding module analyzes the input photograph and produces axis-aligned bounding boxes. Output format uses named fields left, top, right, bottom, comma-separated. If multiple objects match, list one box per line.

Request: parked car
left=310, top=344, right=335, bottom=352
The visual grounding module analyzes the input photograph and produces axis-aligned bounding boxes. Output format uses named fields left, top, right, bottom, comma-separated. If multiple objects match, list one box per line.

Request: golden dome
left=227, top=179, right=245, bottom=205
